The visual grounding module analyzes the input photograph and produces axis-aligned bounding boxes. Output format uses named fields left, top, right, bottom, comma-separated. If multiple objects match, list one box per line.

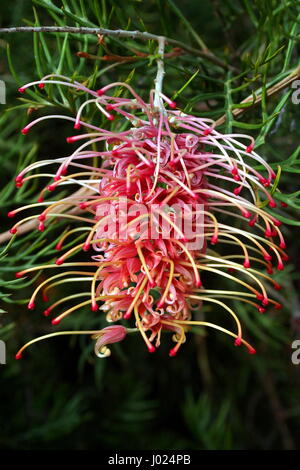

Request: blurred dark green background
left=0, top=0, right=300, bottom=450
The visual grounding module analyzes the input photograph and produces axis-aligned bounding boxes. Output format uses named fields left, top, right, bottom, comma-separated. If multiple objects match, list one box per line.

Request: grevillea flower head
left=11, top=74, right=287, bottom=360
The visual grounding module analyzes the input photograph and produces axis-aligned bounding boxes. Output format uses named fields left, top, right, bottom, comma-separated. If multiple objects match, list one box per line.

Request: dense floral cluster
left=9, top=75, right=287, bottom=359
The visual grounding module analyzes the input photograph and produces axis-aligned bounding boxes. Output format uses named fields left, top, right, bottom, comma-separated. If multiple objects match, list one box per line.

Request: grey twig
left=154, top=36, right=166, bottom=111
left=0, top=26, right=236, bottom=71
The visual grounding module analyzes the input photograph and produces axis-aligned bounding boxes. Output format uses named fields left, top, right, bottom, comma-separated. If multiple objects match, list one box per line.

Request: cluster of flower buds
left=10, top=74, right=287, bottom=359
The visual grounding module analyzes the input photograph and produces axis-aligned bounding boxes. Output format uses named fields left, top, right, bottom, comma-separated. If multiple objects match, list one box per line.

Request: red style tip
left=157, top=301, right=164, bottom=309
left=269, top=200, right=277, bottom=208
left=91, top=303, right=98, bottom=312
left=148, top=345, right=156, bottom=354
left=248, top=347, right=256, bottom=355
left=96, top=88, right=105, bottom=96
left=265, top=229, right=272, bottom=238
left=203, top=128, right=211, bottom=136
left=234, top=338, right=241, bottom=346
left=258, top=307, right=266, bottom=314
left=15, top=352, right=22, bottom=360
left=55, top=258, right=64, bottom=266
left=169, top=101, right=177, bottom=109
left=16, top=181, right=23, bottom=188
left=233, top=175, right=241, bottom=182
left=107, top=114, right=115, bottom=121
left=37, top=197, right=44, bottom=203
left=233, top=187, right=242, bottom=196
left=263, top=179, right=271, bottom=187
left=195, top=280, right=202, bottom=288
left=259, top=177, right=267, bottom=185
left=169, top=347, right=177, bottom=357
left=28, top=302, right=35, bottom=310
left=277, top=262, right=284, bottom=271
left=38, top=83, right=45, bottom=89
left=273, top=219, right=282, bottom=227
left=123, top=312, right=132, bottom=320
left=79, top=202, right=87, bottom=209
left=10, top=227, right=17, bottom=234
left=51, top=318, right=61, bottom=325
left=262, top=297, right=269, bottom=306
left=66, top=136, right=75, bottom=143
left=47, top=184, right=56, bottom=191
left=7, top=211, right=15, bottom=218
left=83, top=243, right=91, bottom=252
left=248, top=217, right=256, bottom=227
left=43, top=308, right=51, bottom=317
left=21, top=127, right=29, bottom=135
left=38, top=214, right=46, bottom=222
left=275, top=303, right=282, bottom=310
left=210, top=235, right=218, bottom=245
left=246, top=144, right=254, bottom=153
left=263, top=253, right=272, bottom=261
left=55, top=243, right=62, bottom=251
left=38, top=222, right=45, bottom=232
left=231, top=167, right=238, bottom=176
left=279, top=241, right=286, bottom=250
left=15, top=272, right=23, bottom=278
left=73, top=122, right=81, bottom=130
left=18, top=87, right=26, bottom=93
left=256, top=293, right=263, bottom=301
left=54, top=175, right=61, bottom=182
left=281, top=201, right=288, bottom=208
left=242, top=211, right=251, bottom=219
left=105, top=104, right=114, bottom=111
left=243, top=260, right=250, bottom=269
left=42, top=294, right=49, bottom=302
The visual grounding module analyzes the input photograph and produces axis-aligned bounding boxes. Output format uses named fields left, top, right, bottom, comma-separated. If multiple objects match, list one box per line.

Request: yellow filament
left=136, top=243, right=154, bottom=285
left=187, top=295, right=242, bottom=339
left=160, top=319, right=186, bottom=353
left=125, top=276, right=148, bottom=318
left=194, top=188, right=249, bottom=215
left=160, top=186, right=180, bottom=206
left=46, top=292, right=91, bottom=313
left=126, top=164, right=136, bottom=190
left=56, top=227, right=90, bottom=247
left=172, top=319, right=255, bottom=351
left=17, top=262, right=100, bottom=277
left=44, top=277, right=94, bottom=296
left=16, top=330, right=108, bottom=358
left=91, top=261, right=120, bottom=307
left=133, top=304, right=154, bottom=350
left=54, top=293, right=127, bottom=323
left=178, top=260, right=258, bottom=296
left=172, top=239, right=200, bottom=286
left=29, top=271, right=94, bottom=304
left=158, top=258, right=175, bottom=305
left=157, top=210, right=186, bottom=240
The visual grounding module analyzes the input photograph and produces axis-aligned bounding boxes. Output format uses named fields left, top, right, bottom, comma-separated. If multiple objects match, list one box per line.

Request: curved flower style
left=10, top=75, right=287, bottom=359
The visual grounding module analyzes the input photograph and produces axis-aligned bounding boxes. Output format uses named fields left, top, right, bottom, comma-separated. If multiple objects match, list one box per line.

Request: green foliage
left=0, top=0, right=299, bottom=451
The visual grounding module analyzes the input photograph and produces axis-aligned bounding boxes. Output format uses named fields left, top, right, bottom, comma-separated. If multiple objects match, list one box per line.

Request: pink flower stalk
left=11, top=74, right=287, bottom=359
